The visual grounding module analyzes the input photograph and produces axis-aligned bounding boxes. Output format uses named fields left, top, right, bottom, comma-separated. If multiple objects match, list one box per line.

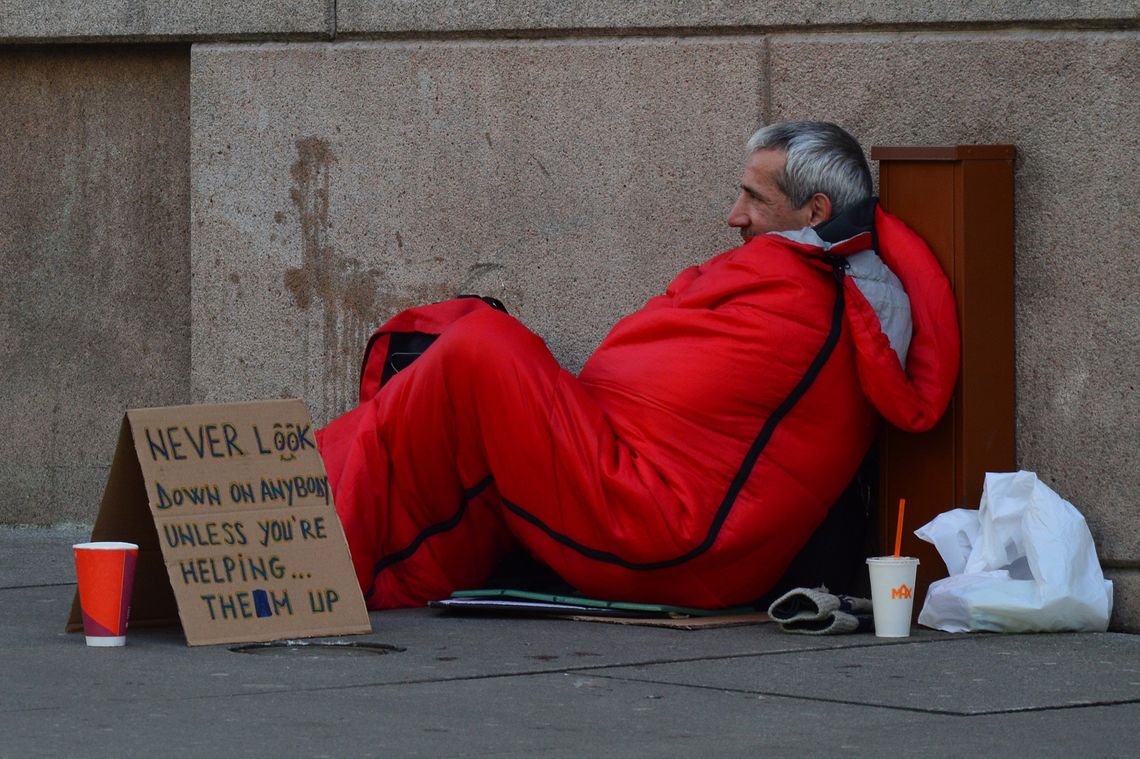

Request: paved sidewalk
left=2, top=527, right=1137, bottom=758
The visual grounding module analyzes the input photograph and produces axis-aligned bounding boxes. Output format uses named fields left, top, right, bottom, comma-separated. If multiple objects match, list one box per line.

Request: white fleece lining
left=846, top=250, right=912, bottom=368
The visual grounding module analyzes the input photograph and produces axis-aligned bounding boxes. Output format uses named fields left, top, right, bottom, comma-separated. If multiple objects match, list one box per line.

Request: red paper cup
left=73, top=541, right=139, bottom=647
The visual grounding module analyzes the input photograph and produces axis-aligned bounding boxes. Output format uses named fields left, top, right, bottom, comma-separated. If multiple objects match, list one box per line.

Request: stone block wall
left=0, top=45, right=191, bottom=524
left=1, top=2, right=1136, bottom=628
left=189, top=38, right=762, bottom=416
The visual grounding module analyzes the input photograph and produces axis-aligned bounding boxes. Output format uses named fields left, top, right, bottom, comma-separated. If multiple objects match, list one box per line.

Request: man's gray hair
left=746, top=121, right=872, bottom=214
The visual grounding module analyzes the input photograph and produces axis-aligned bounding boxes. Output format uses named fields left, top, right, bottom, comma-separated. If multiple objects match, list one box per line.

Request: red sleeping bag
left=317, top=204, right=959, bottom=609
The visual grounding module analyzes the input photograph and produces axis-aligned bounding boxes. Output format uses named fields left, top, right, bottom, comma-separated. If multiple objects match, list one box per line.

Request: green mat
left=429, top=588, right=758, bottom=619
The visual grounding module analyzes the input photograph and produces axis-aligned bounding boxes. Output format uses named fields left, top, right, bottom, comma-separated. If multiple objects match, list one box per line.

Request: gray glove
left=768, top=587, right=873, bottom=635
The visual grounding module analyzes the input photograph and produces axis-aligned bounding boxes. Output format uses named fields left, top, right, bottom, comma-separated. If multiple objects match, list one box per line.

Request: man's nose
left=727, top=198, right=749, bottom=228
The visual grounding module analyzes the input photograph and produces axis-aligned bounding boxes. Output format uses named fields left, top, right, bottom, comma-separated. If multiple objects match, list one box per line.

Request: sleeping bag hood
left=798, top=197, right=960, bottom=433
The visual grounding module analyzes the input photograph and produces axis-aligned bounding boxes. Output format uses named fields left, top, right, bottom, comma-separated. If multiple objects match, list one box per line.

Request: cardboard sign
left=68, top=400, right=371, bottom=646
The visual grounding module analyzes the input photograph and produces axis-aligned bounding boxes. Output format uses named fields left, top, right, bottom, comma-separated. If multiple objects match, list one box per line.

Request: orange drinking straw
left=893, top=498, right=907, bottom=558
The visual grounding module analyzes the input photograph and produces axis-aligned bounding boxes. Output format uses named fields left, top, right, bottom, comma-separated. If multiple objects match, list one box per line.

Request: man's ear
left=806, top=193, right=833, bottom=226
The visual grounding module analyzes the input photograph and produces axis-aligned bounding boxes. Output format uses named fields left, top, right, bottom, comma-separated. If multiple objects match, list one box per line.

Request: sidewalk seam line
left=576, top=673, right=1140, bottom=717
left=0, top=582, right=75, bottom=590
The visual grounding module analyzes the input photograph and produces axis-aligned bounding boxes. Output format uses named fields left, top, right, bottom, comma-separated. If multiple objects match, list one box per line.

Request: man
left=728, top=121, right=870, bottom=240
left=318, top=122, right=959, bottom=610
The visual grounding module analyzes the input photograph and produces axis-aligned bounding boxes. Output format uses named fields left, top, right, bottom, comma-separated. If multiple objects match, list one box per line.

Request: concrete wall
left=0, top=46, right=191, bottom=523
left=0, top=2, right=330, bottom=42
left=764, top=30, right=1140, bottom=629
left=189, top=38, right=760, bottom=417
left=2, top=3, right=1137, bottom=628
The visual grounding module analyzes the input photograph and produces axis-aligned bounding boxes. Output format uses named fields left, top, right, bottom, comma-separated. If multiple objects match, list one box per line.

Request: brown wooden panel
left=878, top=161, right=957, bottom=275
left=877, top=160, right=960, bottom=611
left=956, top=159, right=1017, bottom=506
left=874, top=146, right=1016, bottom=619
left=880, top=407, right=958, bottom=606
left=872, top=145, right=1016, bottom=161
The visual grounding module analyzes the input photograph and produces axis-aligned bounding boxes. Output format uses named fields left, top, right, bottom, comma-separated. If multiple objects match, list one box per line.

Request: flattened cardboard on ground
left=68, top=399, right=371, bottom=646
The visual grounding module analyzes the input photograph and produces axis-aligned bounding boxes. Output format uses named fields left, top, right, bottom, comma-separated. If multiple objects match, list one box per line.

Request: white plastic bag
left=915, top=471, right=1113, bottom=633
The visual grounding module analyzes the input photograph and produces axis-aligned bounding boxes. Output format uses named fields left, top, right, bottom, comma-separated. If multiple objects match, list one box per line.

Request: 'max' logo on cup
left=891, top=584, right=913, bottom=600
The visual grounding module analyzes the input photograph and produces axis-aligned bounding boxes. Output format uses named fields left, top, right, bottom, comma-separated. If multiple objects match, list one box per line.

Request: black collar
left=813, top=196, right=878, bottom=245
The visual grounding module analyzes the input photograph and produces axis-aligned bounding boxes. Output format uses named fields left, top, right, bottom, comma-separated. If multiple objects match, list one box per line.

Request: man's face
left=727, top=149, right=814, bottom=242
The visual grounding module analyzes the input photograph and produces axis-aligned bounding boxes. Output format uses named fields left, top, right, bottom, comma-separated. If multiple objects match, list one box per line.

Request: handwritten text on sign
left=142, top=421, right=329, bottom=509
left=127, top=400, right=369, bottom=645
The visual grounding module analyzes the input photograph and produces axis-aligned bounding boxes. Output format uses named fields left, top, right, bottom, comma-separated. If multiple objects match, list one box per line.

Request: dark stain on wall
left=285, top=137, right=384, bottom=417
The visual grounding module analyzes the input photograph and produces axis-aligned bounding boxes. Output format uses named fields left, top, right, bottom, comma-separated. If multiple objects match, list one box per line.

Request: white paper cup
left=866, top=556, right=919, bottom=638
